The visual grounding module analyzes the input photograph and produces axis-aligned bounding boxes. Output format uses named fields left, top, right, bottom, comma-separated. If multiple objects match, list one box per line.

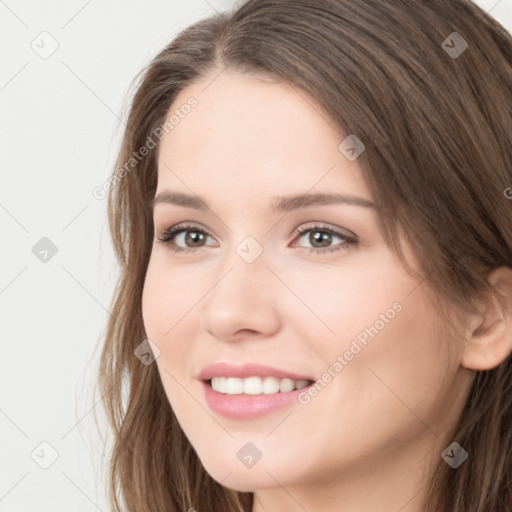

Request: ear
left=461, top=266, right=512, bottom=371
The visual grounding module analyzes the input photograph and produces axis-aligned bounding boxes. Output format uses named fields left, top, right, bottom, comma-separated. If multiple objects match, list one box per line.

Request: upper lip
left=198, top=362, right=315, bottom=382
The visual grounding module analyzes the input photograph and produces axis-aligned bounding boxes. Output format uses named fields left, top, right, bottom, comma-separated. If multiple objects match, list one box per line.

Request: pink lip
left=197, top=362, right=315, bottom=420
left=201, top=380, right=314, bottom=420
left=197, top=362, right=314, bottom=381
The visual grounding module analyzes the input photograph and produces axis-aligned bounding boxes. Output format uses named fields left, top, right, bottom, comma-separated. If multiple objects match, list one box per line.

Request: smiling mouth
left=206, top=376, right=315, bottom=395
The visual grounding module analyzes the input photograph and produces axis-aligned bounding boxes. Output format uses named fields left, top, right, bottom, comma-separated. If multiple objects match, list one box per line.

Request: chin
left=199, top=458, right=280, bottom=492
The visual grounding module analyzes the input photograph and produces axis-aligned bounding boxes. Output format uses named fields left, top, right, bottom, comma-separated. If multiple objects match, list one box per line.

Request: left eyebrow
left=150, top=190, right=376, bottom=212
left=271, top=192, right=375, bottom=212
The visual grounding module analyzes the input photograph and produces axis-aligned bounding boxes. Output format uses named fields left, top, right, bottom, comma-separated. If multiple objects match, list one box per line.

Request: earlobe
left=461, top=266, right=512, bottom=371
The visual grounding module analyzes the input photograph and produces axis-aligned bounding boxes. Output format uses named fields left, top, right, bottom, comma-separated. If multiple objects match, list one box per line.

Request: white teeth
left=225, top=377, right=243, bottom=394
left=279, top=378, right=295, bottom=393
left=262, top=376, right=280, bottom=394
left=243, top=376, right=262, bottom=395
left=210, top=376, right=311, bottom=395
left=214, top=376, right=227, bottom=393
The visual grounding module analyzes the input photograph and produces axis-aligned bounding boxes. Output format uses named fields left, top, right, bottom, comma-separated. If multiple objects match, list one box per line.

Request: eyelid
left=290, top=221, right=356, bottom=240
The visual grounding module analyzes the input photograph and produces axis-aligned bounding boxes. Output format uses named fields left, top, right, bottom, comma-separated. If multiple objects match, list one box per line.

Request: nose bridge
left=216, top=232, right=270, bottom=292
left=200, top=234, right=280, bottom=340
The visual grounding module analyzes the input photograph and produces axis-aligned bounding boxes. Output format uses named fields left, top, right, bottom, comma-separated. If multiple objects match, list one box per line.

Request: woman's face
left=142, top=71, right=472, bottom=502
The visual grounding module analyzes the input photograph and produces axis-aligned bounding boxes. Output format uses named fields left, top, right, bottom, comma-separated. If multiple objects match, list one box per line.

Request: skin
left=141, top=70, right=512, bottom=512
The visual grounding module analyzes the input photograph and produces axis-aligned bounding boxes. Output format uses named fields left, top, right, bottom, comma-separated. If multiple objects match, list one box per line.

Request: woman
left=97, top=1, right=512, bottom=510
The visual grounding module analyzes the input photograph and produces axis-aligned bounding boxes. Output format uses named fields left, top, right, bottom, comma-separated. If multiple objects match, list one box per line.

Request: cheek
left=141, top=257, right=200, bottom=373
left=326, top=283, right=453, bottom=429
left=280, top=248, right=408, bottom=352
left=141, top=262, right=167, bottom=339
left=141, top=258, right=183, bottom=365
left=141, top=260, right=197, bottom=419
left=142, top=255, right=189, bottom=335
left=304, top=250, right=453, bottom=419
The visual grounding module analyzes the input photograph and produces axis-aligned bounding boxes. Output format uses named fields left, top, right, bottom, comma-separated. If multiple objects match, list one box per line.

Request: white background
left=1, top=1, right=511, bottom=510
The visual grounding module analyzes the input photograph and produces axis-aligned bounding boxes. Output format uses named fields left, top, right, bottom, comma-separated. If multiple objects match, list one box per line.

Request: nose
left=200, top=242, right=281, bottom=343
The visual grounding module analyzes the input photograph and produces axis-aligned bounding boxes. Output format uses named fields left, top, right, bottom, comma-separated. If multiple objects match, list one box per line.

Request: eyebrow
left=151, top=190, right=375, bottom=213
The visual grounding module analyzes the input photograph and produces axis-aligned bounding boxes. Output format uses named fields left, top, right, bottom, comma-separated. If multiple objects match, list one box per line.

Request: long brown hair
left=96, top=1, right=512, bottom=510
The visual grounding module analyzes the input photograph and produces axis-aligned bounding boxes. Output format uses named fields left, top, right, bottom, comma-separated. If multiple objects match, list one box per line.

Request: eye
left=156, top=223, right=216, bottom=253
left=291, top=222, right=357, bottom=254
left=156, top=222, right=357, bottom=255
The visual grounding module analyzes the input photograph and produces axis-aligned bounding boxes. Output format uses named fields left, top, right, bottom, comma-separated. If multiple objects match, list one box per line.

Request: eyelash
left=156, top=222, right=357, bottom=255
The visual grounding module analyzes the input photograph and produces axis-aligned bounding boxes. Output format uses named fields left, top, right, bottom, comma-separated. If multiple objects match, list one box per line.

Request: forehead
left=156, top=71, right=371, bottom=203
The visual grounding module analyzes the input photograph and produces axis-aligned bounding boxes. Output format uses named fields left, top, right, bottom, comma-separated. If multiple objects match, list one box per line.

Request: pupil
left=186, top=231, right=204, bottom=247
left=311, top=231, right=331, bottom=247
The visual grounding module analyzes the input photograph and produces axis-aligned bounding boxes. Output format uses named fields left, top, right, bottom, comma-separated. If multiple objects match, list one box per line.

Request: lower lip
left=201, top=380, right=313, bottom=420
